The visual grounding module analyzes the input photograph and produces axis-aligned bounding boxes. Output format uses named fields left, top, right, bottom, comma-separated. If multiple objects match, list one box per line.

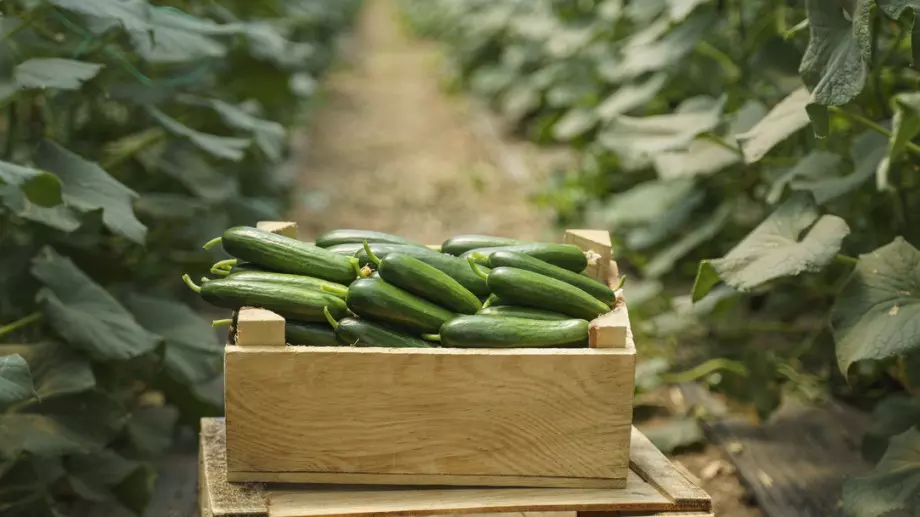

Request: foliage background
left=0, top=0, right=359, bottom=515
left=400, top=0, right=920, bottom=515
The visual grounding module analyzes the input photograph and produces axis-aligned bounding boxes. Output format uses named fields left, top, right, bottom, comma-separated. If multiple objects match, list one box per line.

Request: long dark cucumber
left=324, top=308, right=434, bottom=348
left=477, top=306, right=570, bottom=320
left=354, top=244, right=490, bottom=296
left=440, top=235, right=528, bottom=256
left=344, top=278, right=456, bottom=334
left=472, top=263, right=611, bottom=320
left=217, top=226, right=358, bottom=284
left=285, top=321, right=342, bottom=346
left=485, top=250, right=615, bottom=305
left=461, top=243, right=588, bottom=272
left=224, top=271, right=348, bottom=299
left=315, top=229, right=426, bottom=248
left=183, top=275, right=348, bottom=323
left=435, top=315, right=589, bottom=348
left=323, top=243, right=366, bottom=255
left=366, top=243, right=481, bottom=314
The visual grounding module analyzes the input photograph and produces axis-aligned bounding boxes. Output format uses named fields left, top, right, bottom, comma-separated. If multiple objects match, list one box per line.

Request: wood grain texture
left=235, top=308, right=285, bottom=346
left=225, top=345, right=635, bottom=486
left=200, top=418, right=268, bottom=517
left=227, top=470, right=625, bottom=488
left=589, top=306, right=630, bottom=349
left=257, top=220, right=298, bottom=238
left=564, top=229, right=612, bottom=282
left=627, top=428, right=710, bottom=511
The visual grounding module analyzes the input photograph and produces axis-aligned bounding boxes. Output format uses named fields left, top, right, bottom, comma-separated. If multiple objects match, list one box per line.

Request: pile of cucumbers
left=183, top=227, right=623, bottom=348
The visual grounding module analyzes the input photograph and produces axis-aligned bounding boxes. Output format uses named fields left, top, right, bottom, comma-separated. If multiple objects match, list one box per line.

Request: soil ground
left=288, top=1, right=764, bottom=515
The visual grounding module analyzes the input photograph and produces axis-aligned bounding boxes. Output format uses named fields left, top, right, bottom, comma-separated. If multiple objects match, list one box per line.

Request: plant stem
left=700, top=133, right=742, bottom=156
left=830, top=106, right=920, bottom=157
left=0, top=311, right=42, bottom=339
left=834, top=254, right=859, bottom=266
left=660, top=358, right=749, bottom=383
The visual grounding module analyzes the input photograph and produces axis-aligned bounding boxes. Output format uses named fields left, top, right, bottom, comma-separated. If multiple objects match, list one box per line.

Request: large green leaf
left=766, top=151, right=844, bottom=204
left=877, top=92, right=920, bottom=190
left=596, top=73, right=667, bottom=121
left=126, top=406, right=179, bottom=456
left=123, top=292, right=221, bottom=385
left=0, top=343, right=94, bottom=400
left=148, top=108, right=249, bottom=161
left=736, top=86, right=810, bottom=163
left=14, top=59, right=103, bottom=91
left=0, top=161, right=62, bottom=207
left=878, top=0, right=920, bottom=67
left=611, top=11, right=716, bottom=81
left=0, top=186, right=81, bottom=232
left=49, top=0, right=151, bottom=37
left=842, top=428, right=920, bottom=517
left=692, top=193, right=849, bottom=300
left=832, top=237, right=920, bottom=376
left=0, top=392, right=125, bottom=458
left=142, top=143, right=237, bottom=202
left=590, top=178, right=697, bottom=228
left=861, top=394, right=920, bottom=463
left=31, top=247, right=160, bottom=362
left=0, top=354, right=35, bottom=406
left=792, top=130, right=887, bottom=204
left=66, top=450, right=140, bottom=501
left=644, top=202, right=733, bottom=278
left=130, top=7, right=228, bottom=64
left=798, top=0, right=871, bottom=136
left=191, top=98, right=286, bottom=162
left=34, top=140, right=146, bottom=244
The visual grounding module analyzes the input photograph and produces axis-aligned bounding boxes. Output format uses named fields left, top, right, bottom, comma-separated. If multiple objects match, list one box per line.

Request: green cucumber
left=285, top=321, right=342, bottom=346
left=486, top=251, right=614, bottom=305
left=183, top=275, right=348, bottom=323
left=479, top=266, right=611, bottom=320
left=219, top=226, right=358, bottom=284
left=436, top=315, right=589, bottom=348
left=324, top=243, right=365, bottom=256
left=355, top=244, right=490, bottom=296
left=367, top=244, right=481, bottom=314
left=476, top=306, right=570, bottom=320
left=441, top=235, right=527, bottom=256
left=324, top=308, right=434, bottom=348
left=225, top=271, right=348, bottom=299
left=345, top=278, right=456, bottom=334
left=462, top=243, right=588, bottom=272
left=315, top=229, right=426, bottom=248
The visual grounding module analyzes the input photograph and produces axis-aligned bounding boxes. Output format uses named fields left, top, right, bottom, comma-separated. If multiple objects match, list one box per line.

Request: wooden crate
left=200, top=418, right=712, bottom=517
left=224, top=224, right=636, bottom=488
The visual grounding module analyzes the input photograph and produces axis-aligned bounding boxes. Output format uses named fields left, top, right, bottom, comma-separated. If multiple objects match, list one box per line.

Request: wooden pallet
left=199, top=418, right=711, bottom=517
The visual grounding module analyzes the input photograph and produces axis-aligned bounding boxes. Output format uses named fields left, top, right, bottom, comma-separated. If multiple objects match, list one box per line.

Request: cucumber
left=484, top=267, right=611, bottom=320
left=325, top=310, right=434, bottom=348
left=368, top=246, right=481, bottom=314
left=220, top=226, right=357, bottom=284
left=285, top=321, right=342, bottom=346
left=186, top=276, right=348, bottom=322
left=345, top=278, right=456, bottom=334
left=315, top=229, right=426, bottom=248
left=436, top=316, right=589, bottom=348
left=477, top=306, right=570, bottom=321
left=462, top=243, right=588, bottom=272
left=225, top=271, right=348, bottom=299
left=486, top=251, right=614, bottom=305
left=355, top=244, right=490, bottom=296
left=441, top=235, right=528, bottom=256
left=324, top=243, right=365, bottom=255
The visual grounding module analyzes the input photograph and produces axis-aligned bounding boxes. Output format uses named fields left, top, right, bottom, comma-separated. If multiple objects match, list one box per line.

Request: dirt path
left=289, top=0, right=553, bottom=244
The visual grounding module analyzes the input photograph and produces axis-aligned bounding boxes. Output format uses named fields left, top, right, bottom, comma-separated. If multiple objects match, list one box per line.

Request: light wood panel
left=564, top=230, right=612, bottom=282
left=589, top=306, right=630, bottom=349
left=257, top=221, right=298, bottom=238
left=235, top=308, right=285, bottom=346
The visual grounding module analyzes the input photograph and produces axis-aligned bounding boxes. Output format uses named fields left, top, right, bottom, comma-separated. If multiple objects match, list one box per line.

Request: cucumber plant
left=0, top=0, right=358, bottom=515
left=402, top=0, right=920, bottom=514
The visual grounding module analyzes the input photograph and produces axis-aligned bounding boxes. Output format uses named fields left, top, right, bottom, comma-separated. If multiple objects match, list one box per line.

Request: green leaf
left=552, top=107, right=597, bottom=141
left=736, top=86, right=810, bottom=163
left=832, top=237, right=920, bottom=376
left=590, top=178, right=697, bottom=228
left=766, top=151, right=844, bottom=204
left=66, top=450, right=139, bottom=501
left=49, top=0, right=151, bottom=37
left=135, top=193, right=207, bottom=219
left=842, top=428, right=920, bottom=517
left=861, top=394, right=920, bottom=463
left=644, top=417, right=705, bottom=453
left=625, top=190, right=706, bottom=250
left=123, top=292, right=221, bottom=385
left=645, top=202, right=733, bottom=278
left=0, top=354, right=35, bottom=406
left=792, top=130, right=887, bottom=204
left=612, top=11, right=717, bottom=81
left=877, top=92, right=920, bottom=190
left=877, top=0, right=920, bottom=67
left=112, top=463, right=156, bottom=515
left=693, top=193, right=850, bottom=298
left=34, top=140, right=146, bottom=244
left=691, top=261, right=721, bottom=303
left=0, top=161, right=62, bottom=207
left=0, top=186, right=81, bottom=232
left=126, top=406, right=179, bottom=456
left=130, top=8, right=228, bottom=64
left=31, top=247, right=160, bottom=362
left=0, top=343, right=94, bottom=399
left=141, top=143, right=237, bottom=202
left=147, top=108, right=249, bottom=161
left=667, top=0, right=711, bottom=21
left=0, top=392, right=125, bottom=458
left=798, top=0, right=871, bottom=136
left=14, top=59, right=103, bottom=91
left=596, top=73, right=668, bottom=121
left=190, top=98, right=286, bottom=162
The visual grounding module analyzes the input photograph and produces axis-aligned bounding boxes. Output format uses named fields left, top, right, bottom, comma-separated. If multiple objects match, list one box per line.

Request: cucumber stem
left=321, top=284, right=349, bottom=297
left=467, top=256, right=490, bottom=280
left=212, top=258, right=238, bottom=270
left=182, top=274, right=201, bottom=293
left=470, top=251, right=490, bottom=264
left=421, top=334, right=441, bottom=342
left=323, top=306, right=339, bottom=329
left=201, top=277, right=210, bottom=283
left=615, top=274, right=627, bottom=291
left=359, top=264, right=373, bottom=278
left=481, top=294, right=498, bottom=309
left=210, top=266, right=230, bottom=277
left=349, top=257, right=362, bottom=278
left=212, top=318, right=232, bottom=328
left=362, top=240, right=381, bottom=266
left=202, top=236, right=222, bottom=250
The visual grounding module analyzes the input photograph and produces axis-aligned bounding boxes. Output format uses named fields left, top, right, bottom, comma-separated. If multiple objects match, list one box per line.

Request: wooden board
left=225, top=344, right=635, bottom=487
left=200, top=418, right=711, bottom=517
left=564, top=230, right=612, bottom=283
left=235, top=308, right=285, bottom=346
